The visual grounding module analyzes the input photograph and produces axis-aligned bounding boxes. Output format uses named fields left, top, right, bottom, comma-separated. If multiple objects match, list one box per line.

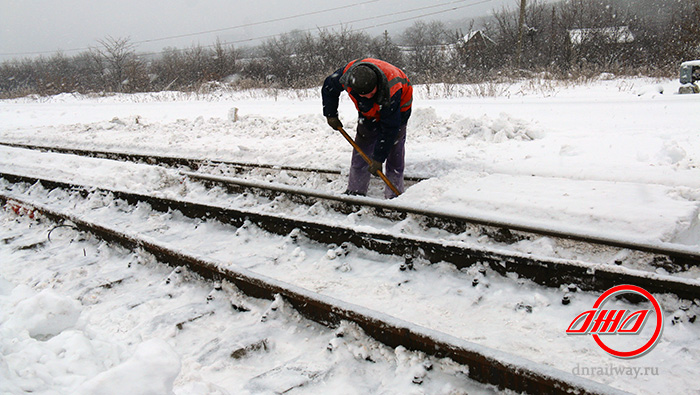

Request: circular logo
left=591, top=285, right=664, bottom=359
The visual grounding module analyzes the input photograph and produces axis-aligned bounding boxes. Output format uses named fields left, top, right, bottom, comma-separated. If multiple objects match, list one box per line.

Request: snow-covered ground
left=1, top=77, right=699, bottom=394
left=3, top=79, right=699, bottom=245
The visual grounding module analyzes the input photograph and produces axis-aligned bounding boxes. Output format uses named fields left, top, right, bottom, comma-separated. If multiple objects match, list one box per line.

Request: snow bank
left=0, top=278, right=181, bottom=395
left=77, top=339, right=181, bottom=395
left=5, top=287, right=82, bottom=340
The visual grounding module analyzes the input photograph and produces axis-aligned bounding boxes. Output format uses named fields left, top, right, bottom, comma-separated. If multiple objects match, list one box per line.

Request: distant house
left=567, top=26, right=635, bottom=46
left=396, top=30, right=495, bottom=67
left=462, top=30, right=496, bottom=53
left=566, top=26, right=635, bottom=65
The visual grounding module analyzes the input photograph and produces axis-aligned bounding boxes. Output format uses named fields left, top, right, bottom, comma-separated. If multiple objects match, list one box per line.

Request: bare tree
left=211, top=39, right=240, bottom=81
left=316, top=27, right=373, bottom=74
left=0, top=58, right=37, bottom=98
left=258, top=32, right=301, bottom=86
left=252, top=28, right=372, bottom=88
left=38, top=53, right=74, bottom=95
left=491, top=0, right=556, bottom=69
left=150, top=47, right=184, bottom=90
left=370, top=31, right=404, bottom=68
left=675, top=0, right=700, bottom=60
left=90, top=36, right=144, bottom=92
left=401, top=21, right=453, bottom=81
left=183, top=45, right=210, bottom=87
left=72, top=52, right=103, bottom=92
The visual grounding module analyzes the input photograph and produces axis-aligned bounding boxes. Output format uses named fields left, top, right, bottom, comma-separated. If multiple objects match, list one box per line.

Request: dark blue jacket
left=322, top=64, right=411, bottom=163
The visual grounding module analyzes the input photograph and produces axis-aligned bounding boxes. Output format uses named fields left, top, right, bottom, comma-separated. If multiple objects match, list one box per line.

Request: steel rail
left=0, top=141, right=425, bottom=182
left=0, top=191, right=631, bottom=395
left=185, top=171, right=700, bottom=269
left=3, top=141, right=696, bottom=268
left=2, top=171, right=699, bottom=302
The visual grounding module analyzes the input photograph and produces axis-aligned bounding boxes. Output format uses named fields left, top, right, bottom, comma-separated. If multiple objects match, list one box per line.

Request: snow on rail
left=0, top=192, right=632, bottom=395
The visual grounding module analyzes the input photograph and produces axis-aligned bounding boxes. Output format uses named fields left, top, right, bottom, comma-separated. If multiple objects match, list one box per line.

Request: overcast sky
left=0, top=0, right=522, bottom=62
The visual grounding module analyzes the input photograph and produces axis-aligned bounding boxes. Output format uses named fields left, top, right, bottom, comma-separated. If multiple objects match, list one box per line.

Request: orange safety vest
left=342, top=58, right=412, bottom=121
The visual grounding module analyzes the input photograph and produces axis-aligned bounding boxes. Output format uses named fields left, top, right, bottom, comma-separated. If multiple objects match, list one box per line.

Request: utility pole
left=516, top=0, right=527, bottom=68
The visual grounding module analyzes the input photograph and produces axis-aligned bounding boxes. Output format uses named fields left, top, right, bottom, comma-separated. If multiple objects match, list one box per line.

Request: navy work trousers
left=346, top=122, right=406, bottom=199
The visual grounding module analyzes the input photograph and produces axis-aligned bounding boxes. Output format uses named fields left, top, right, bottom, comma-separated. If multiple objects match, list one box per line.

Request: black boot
left=343, top=189, right=366, bottom=197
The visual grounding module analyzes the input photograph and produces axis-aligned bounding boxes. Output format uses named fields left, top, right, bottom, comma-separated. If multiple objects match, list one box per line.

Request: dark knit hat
left=347, top=65, right=377, bottom=95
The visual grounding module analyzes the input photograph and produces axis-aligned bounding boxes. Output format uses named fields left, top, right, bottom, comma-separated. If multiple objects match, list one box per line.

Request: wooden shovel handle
left=336, top=127, right=401, bottom=197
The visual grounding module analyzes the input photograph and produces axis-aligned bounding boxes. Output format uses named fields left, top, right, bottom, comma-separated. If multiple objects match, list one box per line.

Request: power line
left=137, top=0, right=494, bottom=57
left=2, top=0, right=495, bottom=58
left=134, top=0, right=380, bottom=45
left=0, top=0, right=378, bottom=57
left=349, top=0, right=493, bottom=31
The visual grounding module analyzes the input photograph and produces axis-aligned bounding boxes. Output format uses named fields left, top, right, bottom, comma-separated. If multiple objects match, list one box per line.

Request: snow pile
left=77, top=339, right=181, bottom=395
left=4, top=287, right=81, bottom=340
left=0, top=281, right=181, bottom=394
left=410, top=107, right=543, bottom=142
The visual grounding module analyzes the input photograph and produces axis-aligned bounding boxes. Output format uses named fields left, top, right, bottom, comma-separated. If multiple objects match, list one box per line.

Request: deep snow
left=1, top=77, right=700, bottom=394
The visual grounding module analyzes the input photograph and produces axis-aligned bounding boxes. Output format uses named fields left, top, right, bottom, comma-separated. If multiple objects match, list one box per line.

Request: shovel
left=336, top=127, right=401, bottom=197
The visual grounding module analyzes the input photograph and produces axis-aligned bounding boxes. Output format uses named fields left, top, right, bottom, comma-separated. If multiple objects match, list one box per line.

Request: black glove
left=326, top=116, right=343, bottom=130
left=368, top=159, right=382, bottom=176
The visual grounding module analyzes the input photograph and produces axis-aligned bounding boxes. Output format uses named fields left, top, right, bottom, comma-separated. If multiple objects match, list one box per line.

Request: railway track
left=2, top=144, right=699, bottom=393
left=0, top=178, right=630, bottom=395
left=2, top=141, right=699, bottom=273
left=2, top=171, right=699, bottom=301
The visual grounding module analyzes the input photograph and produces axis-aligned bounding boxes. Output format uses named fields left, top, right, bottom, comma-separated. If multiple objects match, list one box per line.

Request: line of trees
left=1, top=0, right=698, bottom=98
